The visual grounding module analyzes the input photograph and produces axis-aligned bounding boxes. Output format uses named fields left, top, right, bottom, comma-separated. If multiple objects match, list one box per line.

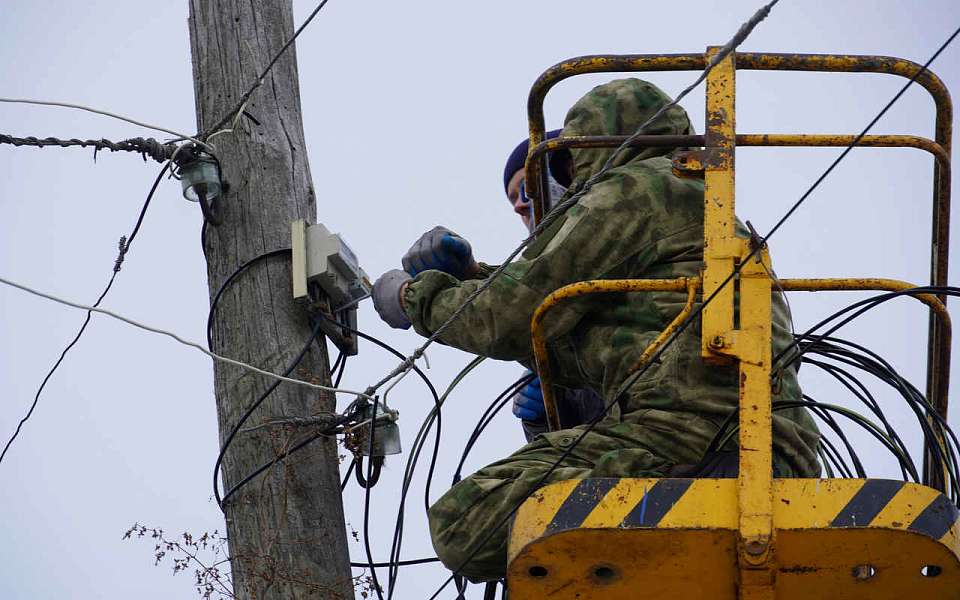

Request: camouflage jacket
left=403, top=79, right=820, bottom=476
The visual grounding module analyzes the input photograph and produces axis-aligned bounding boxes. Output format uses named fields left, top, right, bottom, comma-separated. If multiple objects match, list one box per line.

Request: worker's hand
left=512, top=372, right=545, bottom=422
left=402, top=226, right=479, bottom=279
left=373, top=269, right=413, bottom=330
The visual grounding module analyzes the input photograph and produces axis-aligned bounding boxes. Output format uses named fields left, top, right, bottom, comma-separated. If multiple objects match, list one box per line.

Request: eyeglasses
left=518, top=179, right=531, bottom=205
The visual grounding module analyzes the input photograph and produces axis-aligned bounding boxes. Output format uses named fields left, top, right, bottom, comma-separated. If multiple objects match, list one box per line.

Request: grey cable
left=363, top=0, right=780, bottom=398
left=0, top=274, right=370, bottom=398
left=0, top=97, right=207, bottom=149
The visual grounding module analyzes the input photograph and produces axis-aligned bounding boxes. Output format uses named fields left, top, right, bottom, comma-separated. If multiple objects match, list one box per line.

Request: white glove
left=373, top=269, right=412, bottom=330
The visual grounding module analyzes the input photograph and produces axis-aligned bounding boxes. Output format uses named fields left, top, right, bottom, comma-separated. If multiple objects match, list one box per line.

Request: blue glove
left=402, top=226, right=477, bottom=279
left=512, top=372, right=545, bottom=422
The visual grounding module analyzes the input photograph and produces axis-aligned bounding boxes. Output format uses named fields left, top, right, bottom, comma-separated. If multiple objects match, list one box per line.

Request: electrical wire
left=361, top=0, right=782, bottom=402
left=341, top=457, right=356, bottom=491
left=257, top=310, right=447, bottom=599
left=334, top=354, right=348, bottom=387
left=423, top=22, right=960, bottom=598
left=206, top=248, right=292, bottom=349
left=313, top=311, right=443, bottom=507
left=362, top=396, right=385, bottom=600
left=805, top=357, right=912, bottom=478
left=354, top=455, right=383, bottom=488
left=0, top=161, right=168, bottom=466
left=201, top=0, right=334, bottom=140
left=0, top=133, right=176, bottom=163
left=446, top=373, right=532, bottom=600
left=218, top=415, right=352, bottom=507
left=215, top=319, right=345, bottom=508
left=0, top=97, right=207, bottom=149
left=453, top=374, right=534, bottom=485
left=351, top=557, right=440, bottom=569
left=0, top=272, right=370, bottom=399
left=796, top=333, right=960, bottom=498
left=722, top=399, right=920, bottom=476
left=776, top=288, right=960, bottom=462
left=706, top=324, right=960, bottom=492
left=385, top=357, right=485, bottom=600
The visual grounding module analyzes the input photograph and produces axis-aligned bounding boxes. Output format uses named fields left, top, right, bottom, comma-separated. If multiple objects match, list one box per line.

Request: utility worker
left=399, top=131, right=606, bottom=442
left=373, top=78, right=821, bottom=582
left=501, top=131, right=605, bottom=441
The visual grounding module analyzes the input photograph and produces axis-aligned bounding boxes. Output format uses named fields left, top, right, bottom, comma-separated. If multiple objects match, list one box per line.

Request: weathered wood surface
left=188, top=1, right=353, bottom=597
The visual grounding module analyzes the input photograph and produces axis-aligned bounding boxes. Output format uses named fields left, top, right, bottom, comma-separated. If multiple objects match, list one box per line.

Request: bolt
left=709, top=335, right=726, bottom=350
left=852, top=564, right=876, bottom=580
left=744, top=540, right=767, bottom=556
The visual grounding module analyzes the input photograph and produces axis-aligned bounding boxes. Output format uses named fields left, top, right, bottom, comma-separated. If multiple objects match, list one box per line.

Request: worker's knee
left=428, top=475, right=511, bottom=582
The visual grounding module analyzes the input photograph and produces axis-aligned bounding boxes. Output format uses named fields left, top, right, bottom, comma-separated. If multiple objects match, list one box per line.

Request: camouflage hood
left=561, top=78, right=693, bottom=187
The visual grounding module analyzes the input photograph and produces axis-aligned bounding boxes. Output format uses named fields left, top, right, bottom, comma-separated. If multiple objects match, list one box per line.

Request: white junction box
left=292, top=220, right=371, bottom=356
left=292, top=220, right=371, bottom=307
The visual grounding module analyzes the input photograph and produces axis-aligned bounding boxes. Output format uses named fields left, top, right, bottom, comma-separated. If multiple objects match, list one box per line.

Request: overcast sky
left=1, top=1, right=959, bottom=598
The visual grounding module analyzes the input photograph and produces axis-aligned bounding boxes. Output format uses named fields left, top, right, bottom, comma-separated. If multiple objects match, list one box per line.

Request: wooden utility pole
left=188, top=2, right=353, bottom=598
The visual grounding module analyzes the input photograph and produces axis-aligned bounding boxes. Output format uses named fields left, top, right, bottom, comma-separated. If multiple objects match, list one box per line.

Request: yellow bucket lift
left=510, top=48, right=957, bottom=599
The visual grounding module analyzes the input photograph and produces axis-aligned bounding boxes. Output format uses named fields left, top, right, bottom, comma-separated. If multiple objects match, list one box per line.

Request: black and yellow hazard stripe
left=508, top=477, right=960, bottom=563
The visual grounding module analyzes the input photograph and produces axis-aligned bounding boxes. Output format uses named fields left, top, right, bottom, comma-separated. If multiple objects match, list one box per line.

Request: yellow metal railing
left=522, top=48, right=953, bottom=600
left=523, top=52, right=953, bottom=429
left=530, top=278, right=698, bottom=431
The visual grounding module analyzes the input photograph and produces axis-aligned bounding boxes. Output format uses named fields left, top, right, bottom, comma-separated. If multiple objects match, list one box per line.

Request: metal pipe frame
left=529, top=278, right=693, bottom=432
left=523, top=50, right=952, bottom=487
left=527, top=133, right=952, bottom=412
left=527, top=133, right=950, bottom=171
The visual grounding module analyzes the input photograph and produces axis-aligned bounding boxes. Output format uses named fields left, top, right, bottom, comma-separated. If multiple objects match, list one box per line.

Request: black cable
left=775, top=286, right=959, bottom=371
left=452, top=373, right=536, bottom=600
left=425, top=30, right=960, bottom=596
left=0, top=133, right=176, bottom=163
left=806, top=354, right=912, bottom=461
left=334, top=354, right=348, bottom=387
left=351, top=557, right=440, bottom=568
left=219, top=416, right=351, bottom=506
left=799, top=335, right=960, bottom=498
left=779, top=302, right=960, bottom=497
left=341, top=457, right=356, bottom=491
left=362, top=396, right=385, bottom=600
left=453, top=374, right=534, bottom=485
left=201, top=0, right=334, bottom=139
left=818, top=433, right=854, bottom=479
left=805, top=356, right=914, bottom=479
left=330, top=350, right=344, bottom=376
left=387, top=406, right=436, bottom=597
left=0, top=161, right=169, bottom=466
left=803, top=397, right=869, bottom=478
left=206, top=247, right=292, bottom=350
left=709, top=398, right=915, bottom=480
left=388, top=399, right=442, bottom=598
left=386, top=357, right=484, bottom=600
left=313, top=310, right=443, bottom=511
left=389, top=408, right=438, bottom=597
left=355, top=455, right=383, bottom=488
left=702, top=393, right=868, bottom=478
left=311, top=311, right=445, bottom=600
left=214, top=319, right=324, bottom=509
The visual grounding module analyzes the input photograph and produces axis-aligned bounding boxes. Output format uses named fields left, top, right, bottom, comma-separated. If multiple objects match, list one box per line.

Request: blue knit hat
left=503, top=129, right=562, bottom=195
